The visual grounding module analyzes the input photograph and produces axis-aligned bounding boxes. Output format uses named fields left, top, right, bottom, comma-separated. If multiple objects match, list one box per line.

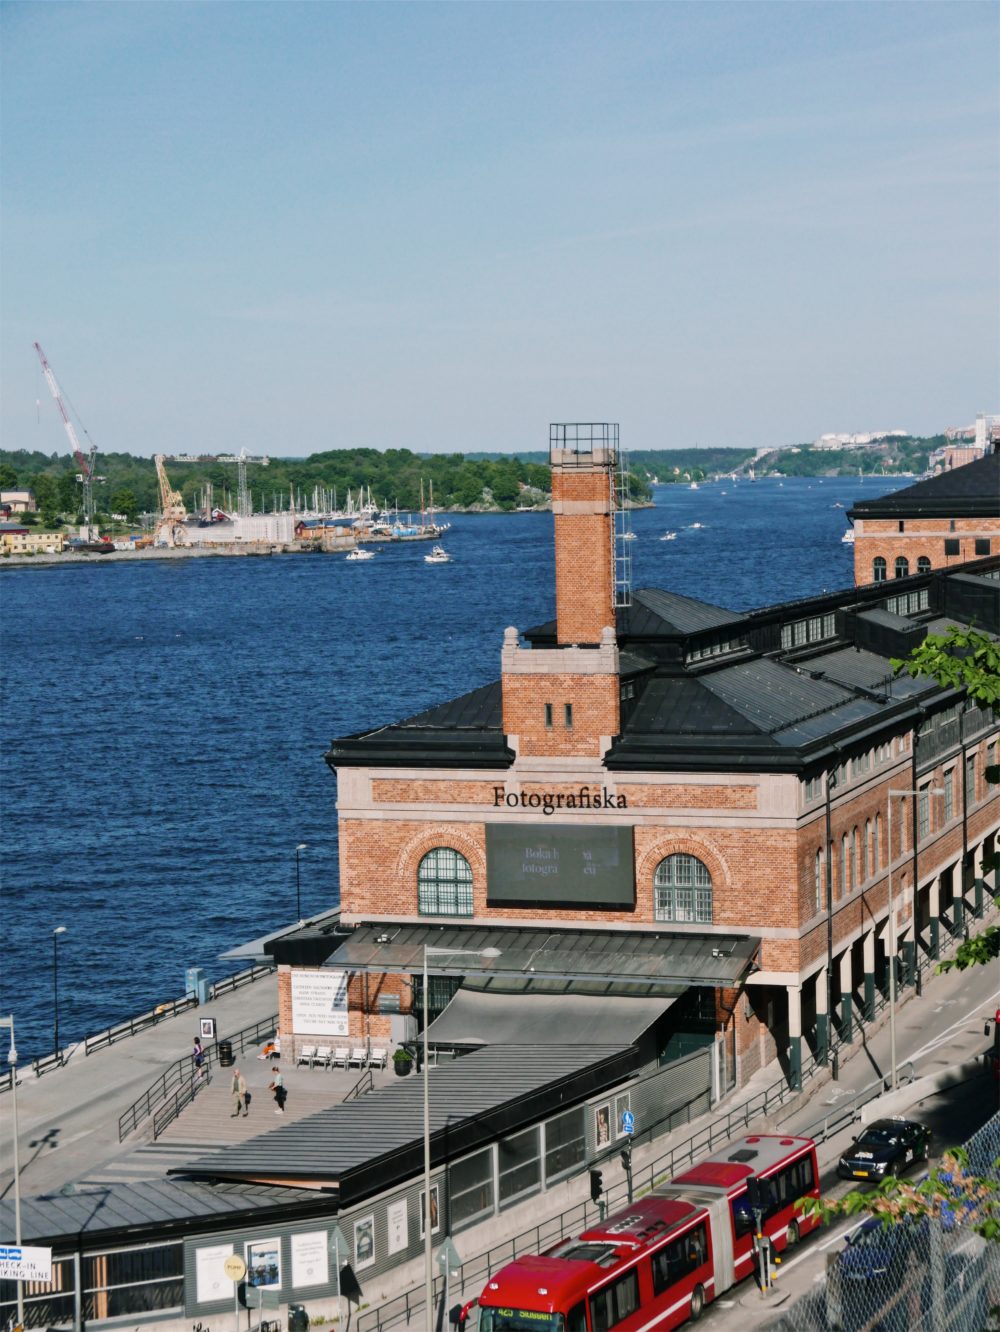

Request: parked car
left=837, top=1117, right=931, bottom=1180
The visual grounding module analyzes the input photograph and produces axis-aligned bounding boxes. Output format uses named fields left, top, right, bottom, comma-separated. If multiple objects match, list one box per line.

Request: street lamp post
left=422, top=945, right=500, bottom=1332
left=887, top=787, right=943, bottom=1091
left=294, top=843, right=308, bottom=921
left=0, top=1015, right=23, bottom=1327
left=52, top=925, right=67, bottom=1057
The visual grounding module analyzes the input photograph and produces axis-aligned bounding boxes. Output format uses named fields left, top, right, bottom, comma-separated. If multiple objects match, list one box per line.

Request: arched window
left=654, top=853, right=712, bottom=924
left=894, top=555, right=909, bottom=579
left=814, top=850, right=823, bottom=914
left=917, top=556, right=931, bottom=574
left=873, top=556, right=887, bottom=583
left=418, top=847, right=473, bottom=916
left=850, top=827, right=858, bottom=891
left=873, top=813, right=881, bottom=869
left=862, top=820, right=870, bottom=883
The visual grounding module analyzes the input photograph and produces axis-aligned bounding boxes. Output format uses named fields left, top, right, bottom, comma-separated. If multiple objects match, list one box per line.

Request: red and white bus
left=475, top=1134, right=819, bottom=1332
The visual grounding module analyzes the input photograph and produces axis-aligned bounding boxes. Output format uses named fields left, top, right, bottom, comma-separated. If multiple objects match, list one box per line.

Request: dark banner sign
left=486, top=823, right=635, bottom=910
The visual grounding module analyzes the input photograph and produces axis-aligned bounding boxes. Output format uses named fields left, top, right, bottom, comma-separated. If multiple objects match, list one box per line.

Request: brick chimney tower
left=551, top=423, right=618, bottom=644
left=501, top=425, right=622, bottom=759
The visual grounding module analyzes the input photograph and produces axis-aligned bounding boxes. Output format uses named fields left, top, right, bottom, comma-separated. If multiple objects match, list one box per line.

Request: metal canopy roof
left=324, top=922, right=759, bottom=987
left=175, top=1043, right=637, bottom=1199
left=426, top=986, right=677, bottom=1047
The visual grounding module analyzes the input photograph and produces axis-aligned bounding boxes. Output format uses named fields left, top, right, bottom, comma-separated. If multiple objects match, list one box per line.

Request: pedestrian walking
left=230, top=1067, right=248, bottom=1117
left=269, top=1065, right=287, bottom=1114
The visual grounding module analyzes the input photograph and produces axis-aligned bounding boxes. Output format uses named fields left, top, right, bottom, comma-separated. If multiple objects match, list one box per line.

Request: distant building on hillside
left=975, top=413, right=1000, bottom=450
left=813, top=430, right=909, bottom=450
left=0, top=489, right=37, bottom=513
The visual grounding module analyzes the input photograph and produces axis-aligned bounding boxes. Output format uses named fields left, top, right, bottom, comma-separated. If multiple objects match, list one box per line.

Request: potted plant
left=392, top=1047, right=414, bottom=1078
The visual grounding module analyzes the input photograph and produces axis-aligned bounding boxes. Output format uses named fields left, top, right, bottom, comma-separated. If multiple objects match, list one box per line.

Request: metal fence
left=118, top=1012, right=278, bottom=1141
left=762, top=1110, right=1000, bottom=1332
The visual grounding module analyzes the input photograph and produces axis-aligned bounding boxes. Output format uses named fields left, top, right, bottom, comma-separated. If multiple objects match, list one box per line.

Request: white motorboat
left=841, top=529, right=855, bottom=545
left=660, top=531, right=677, bottom=541
left=346, top=547, right=376, bottom=561
left=424, top=545, right=452, bottom=564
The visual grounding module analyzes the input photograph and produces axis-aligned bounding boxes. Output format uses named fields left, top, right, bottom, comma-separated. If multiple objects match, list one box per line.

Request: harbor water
left=0, top=475, right=908, bottom=1059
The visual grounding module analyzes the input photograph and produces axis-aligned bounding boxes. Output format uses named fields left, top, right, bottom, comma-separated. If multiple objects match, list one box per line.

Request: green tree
left=110, top=488, right=138, bottom=522
left=0, top=462, right=17, bottom=489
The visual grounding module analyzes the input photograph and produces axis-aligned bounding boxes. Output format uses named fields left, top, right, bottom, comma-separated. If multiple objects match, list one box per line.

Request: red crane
left=34, top=342, right=101, bottom=538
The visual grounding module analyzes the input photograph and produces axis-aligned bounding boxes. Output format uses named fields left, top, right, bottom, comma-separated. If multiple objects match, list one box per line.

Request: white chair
left=368, top=1047, right=388, bottom=1070
left=315, top=1046, right=332, bottom=1069
left=348, top=1046, right=369, bottom=1069
left=332, top=1046, right=350, bottom=1068
left=297, top=1044, right=317, bottom=1068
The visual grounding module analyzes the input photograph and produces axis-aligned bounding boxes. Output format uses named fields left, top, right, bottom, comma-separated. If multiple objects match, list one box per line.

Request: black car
left=837, top=1117, right=931, bottom=1181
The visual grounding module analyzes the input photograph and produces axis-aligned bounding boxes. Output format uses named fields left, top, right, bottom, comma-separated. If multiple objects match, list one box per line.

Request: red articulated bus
left=476, top=1134, right=820, bottom=1332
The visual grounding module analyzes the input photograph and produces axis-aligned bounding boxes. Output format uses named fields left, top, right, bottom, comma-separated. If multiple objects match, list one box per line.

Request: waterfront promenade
left=0, top=971, right=388, bottom=1197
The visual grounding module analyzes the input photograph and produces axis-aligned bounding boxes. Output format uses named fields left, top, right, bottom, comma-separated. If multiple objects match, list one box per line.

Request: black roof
left=847, top=453, right=1000, bottom=519
left=173, top=1044, right=636, bottom=1201
left=326, top=559, right=1000, bottom=776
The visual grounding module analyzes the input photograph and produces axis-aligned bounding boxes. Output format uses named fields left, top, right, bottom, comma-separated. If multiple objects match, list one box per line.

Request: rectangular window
left=498, top=1126, right=540, bottom=1207
left=544, top=1106, right=586, bottom=1182
left=590, top=1270, right=640, bottom=1332
left=544, top=703, right=553, bottom=729
left=944, top=538, right=960, bottom=556
left=975, top=538, right=991, bottom=556
left=898, top=520, right=905, bottom=533
left=966, top=753, right=976, bottom=803
left=564, top=703, right=573, bottom=729
left=651, top=1223, right=709, bottom=1295
left=918, top=784, right=930, bottom=840
left=449, top=1147, right=495, bottom=1229
left=943, top=769, right=954, bottom=821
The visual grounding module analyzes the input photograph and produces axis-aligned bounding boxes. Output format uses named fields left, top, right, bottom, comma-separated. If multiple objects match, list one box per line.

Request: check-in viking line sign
left=492, top=786, right=627, bottom=815
left=0, top=1245, right=52, bottom=1281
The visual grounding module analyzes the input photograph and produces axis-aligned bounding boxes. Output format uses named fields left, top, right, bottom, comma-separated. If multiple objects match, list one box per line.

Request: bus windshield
left=479, top=1309, right=565, bottom=1332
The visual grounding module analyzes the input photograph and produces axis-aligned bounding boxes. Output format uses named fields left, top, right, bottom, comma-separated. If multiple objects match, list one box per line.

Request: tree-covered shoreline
left=0, top=434, right=950, bottom=530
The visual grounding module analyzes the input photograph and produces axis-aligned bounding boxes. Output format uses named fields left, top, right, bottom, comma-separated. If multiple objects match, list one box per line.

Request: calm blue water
left=0, top=475, right=908, bottom=1058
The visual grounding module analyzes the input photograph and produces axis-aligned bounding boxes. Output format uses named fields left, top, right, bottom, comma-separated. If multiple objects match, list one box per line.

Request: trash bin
left=288, top=1304, right=309, bottom=1332
left=217, top=1039, right=234, bottom=1067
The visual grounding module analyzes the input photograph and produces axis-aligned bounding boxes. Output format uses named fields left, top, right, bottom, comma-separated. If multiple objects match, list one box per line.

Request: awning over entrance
left=323, top=922, right=759, bottom=987
left=425, top=985, right=676, bottom=1047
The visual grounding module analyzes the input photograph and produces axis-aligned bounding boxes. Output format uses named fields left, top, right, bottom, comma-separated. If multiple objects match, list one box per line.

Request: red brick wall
left=551, top=466, right=614, bottom=644
left=501, top=672, right=620, bottom=758
left=854, top=517, right=999, bottom=584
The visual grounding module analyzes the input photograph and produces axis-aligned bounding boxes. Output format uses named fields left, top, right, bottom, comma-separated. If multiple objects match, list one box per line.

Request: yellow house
left=0, top=527, right=67, bottom=555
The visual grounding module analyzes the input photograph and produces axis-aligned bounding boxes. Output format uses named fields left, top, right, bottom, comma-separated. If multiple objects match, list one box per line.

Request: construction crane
left=169, top=449, right=269, bottom=518
left=34, top=342, right=104, bottom=539
left=153, top=455, right=190, bottom=547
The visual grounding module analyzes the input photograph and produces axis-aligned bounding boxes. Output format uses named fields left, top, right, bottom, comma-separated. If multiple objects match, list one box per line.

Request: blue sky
left=2, top=2, right=997, bottom=458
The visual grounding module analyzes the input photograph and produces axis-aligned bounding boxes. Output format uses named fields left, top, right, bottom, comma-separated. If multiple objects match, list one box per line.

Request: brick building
left=273, top=426, right=1000, bottom=1100
left=848, top=450, right=1000, bottom=587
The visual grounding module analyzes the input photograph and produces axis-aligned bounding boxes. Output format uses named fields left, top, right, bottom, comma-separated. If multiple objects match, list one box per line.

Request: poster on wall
left=594, top=1103, right=611, bottom=1148
left=245, top=1238, right=282, bottom=1289
left=387, top=1199, right=408, bottom=1255
left=195, top=1243, right=233, bottom=1303
left=355, top=1215, right=376, bottom=1270
left=291, top=970, right=349, bottom=1036
left=291, top=1232, right=329, bottom=1289
left=615, top=1092, right=631, bottom=1140
left=419, top=1185, right=440, bottom=1239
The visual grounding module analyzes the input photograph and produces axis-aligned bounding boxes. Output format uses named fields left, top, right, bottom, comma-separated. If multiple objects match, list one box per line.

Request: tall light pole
left=294, top=843, right=308, bottom=921
left=0, top=1015, right=23, bottom=1327
left=52, top=925, right=67, bottom=1057
left=423, top=945, right=500, bottom=1332
left=887, top=787, right=942, bottom=1090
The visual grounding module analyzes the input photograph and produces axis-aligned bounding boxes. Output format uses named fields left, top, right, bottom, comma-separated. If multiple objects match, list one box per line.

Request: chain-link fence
left=764, top=1110, right=1000, bottom=1332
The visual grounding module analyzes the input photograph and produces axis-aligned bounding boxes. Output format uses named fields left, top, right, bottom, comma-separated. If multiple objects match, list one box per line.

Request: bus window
left=589, top=1270, right=639, bottom=1332
left=567, top=1305, right=586, bottom=1332
left=731, top=1196, right=754, bottom=1238
left=480, top=1312, right=565, bottom=1332
left=651, top=1223, right=708, bottom=1294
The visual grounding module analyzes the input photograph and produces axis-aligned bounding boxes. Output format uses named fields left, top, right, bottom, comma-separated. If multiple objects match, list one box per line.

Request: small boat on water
left=621, top=531, right=637, bottom=540
left=841, top=529, right=855, bottom=545
left=424, top=545, right=452, bottom=564
left=660, top=531, right=677, bottom=541
left=689, top=482, right=699, bottom=490
left=691, top=522, right=704, bottom=530
left=346, top=547, right=376, bottom=561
